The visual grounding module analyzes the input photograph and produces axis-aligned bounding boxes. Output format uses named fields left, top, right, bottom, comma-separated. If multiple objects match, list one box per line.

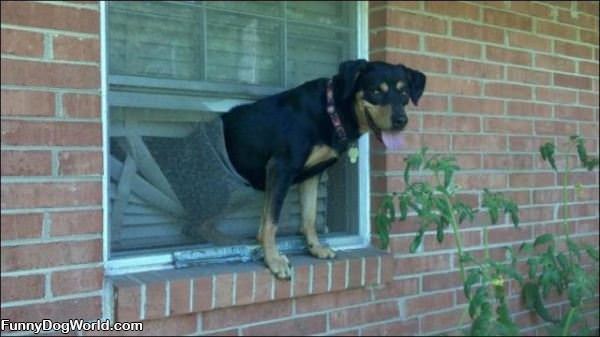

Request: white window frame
left=101, top=1, right=370, bottom=275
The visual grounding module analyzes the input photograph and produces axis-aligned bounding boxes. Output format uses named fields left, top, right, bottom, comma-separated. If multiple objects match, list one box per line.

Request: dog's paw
left=265, top=253, right=292, bottom=280
left=309, top=244, right=336, bottom=259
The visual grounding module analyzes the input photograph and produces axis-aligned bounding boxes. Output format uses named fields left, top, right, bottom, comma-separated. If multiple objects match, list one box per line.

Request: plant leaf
left=534, top=233, right=555, bottom=247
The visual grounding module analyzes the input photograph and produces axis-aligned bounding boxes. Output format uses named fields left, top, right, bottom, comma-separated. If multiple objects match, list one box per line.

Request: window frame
left=101, top=1, right=370, bottom=275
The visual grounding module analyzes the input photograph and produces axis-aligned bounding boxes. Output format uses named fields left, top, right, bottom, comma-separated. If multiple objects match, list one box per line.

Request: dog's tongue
left=381, top=131, right=405, bottom=150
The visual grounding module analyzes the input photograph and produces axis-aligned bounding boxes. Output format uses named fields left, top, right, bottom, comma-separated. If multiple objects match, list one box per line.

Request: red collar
left=326, top=79, right=348, bottom=145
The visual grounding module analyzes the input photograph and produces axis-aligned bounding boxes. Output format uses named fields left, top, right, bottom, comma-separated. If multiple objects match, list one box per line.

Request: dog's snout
left=392, top=114, right=407, bottom=129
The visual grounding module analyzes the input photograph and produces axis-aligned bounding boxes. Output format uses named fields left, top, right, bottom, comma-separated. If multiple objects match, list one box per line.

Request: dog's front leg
left=260, top=158, right=293, bottom=279
left=299, top=175, right=336, bottom=259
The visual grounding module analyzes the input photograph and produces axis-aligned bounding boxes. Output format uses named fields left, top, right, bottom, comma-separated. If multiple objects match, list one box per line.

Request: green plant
left=520, top=135, right=599, bottom=336
left=376, top=147, right=521, bottom=335
left=375, top=135, right=599, bottom=336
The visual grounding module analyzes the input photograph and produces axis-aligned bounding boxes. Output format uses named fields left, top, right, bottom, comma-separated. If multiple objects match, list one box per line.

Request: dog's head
left=335, top=59, right=426, bottom=150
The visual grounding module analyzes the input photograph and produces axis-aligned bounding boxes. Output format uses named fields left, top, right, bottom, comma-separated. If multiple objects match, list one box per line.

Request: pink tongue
left=381, top=131, right=405, bottom=150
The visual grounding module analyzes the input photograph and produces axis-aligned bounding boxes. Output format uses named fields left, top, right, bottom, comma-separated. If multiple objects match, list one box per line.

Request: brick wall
left=1, top=1, right=598, bottom=336
left=1, top=0, right=104, bottom=327
left=369, top=1, right=599, bottom=335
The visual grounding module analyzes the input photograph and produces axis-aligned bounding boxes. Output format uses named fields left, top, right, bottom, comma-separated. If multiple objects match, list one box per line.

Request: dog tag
left=348, top=146, right=359, bottom=164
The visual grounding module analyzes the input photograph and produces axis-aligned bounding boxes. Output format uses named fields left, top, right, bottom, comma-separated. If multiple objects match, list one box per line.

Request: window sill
left=110, top=247, right=393, bottom=321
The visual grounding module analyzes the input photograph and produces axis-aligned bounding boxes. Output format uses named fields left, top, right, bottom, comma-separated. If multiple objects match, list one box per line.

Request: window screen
left=107, top=1, right=358, bottom=255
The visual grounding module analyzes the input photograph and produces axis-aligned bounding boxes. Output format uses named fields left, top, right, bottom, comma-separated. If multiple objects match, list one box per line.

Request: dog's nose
left=392, top=115, right=407, bottom=129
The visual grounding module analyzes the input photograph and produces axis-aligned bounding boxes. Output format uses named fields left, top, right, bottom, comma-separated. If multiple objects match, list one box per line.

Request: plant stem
left=562, top=307, right=576, bottom=336
left=483, top=221, right=490, bottom=260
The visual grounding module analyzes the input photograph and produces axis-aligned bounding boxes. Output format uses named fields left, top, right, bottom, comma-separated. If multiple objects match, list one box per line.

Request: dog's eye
left=372, top=89, right=381, bottom=95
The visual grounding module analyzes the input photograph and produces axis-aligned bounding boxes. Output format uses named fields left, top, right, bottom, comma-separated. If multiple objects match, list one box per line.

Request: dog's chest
left=304, top=145, right=338, bottom=169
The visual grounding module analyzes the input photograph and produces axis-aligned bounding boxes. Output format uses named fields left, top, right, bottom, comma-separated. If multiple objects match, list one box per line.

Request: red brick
left=454, top=173, right=507, bottom=189
left=535, top=54, right=576, bottom=72
left=193, top=276, right=212, bottom=312
left=348, top=258, right=363, bottom=288
left=535, top=87, right=577, bottom=104
left=454, top=154, right=481, bottom=170
left=330, top=301, right=399, bottom=329
left=385, top=10, right=447, bottom=34
left=395, top=133, right=451, bottom=152
left=484, top=118, right=532, bottom=135
left=1, top=59, right=99, bottom=89
left=536, top=20, right=577, bottom=39
left=424, top=231, right=481, bottom=251
left=535, top=120, right=578, bottom=136
left=579, top=92, right=599, bottom=107
left=581, top=123, right=599, bottom=138
left=369, top=1, right=420, bottom=12
left=452, top=21, right=504, bottom=44
left=557, top=9, right=598, bottom=30
left=451, top=60, right=503, bottom=79
left=411, top=95, right=448, bottom=112
left=422, top=271, right=462, bottom=292
left=1, top=182, right=101, bottom=209
left=554, top=73, right=592, bottom=90
left=578, top=1, right=600, bottom=15
left=203, top=299, right=292, bottom=330
left=485, top=82, right=531, bottom=99
left=1, top=239, right=101, bottom=272
left=506, top=101, right=552, bottom=118
left=2, top=296, right=101, bottom=322
left=331, top=260, right=347, bottom=291
left=507, top=31, right=551, bottom=52
left=488, top=226, right=532, bottom=244
left=579, top=61, right=600, bottom=77
left=0, top=28, right=44, bottom=57
left=52, top=267, right=103, bottom=296
left=453, top=135, right=507, bottom=152
left=426, top=37, right=481, bottom=59
left=453, top=97, right=503, bottom=115
left=425, top=1, right=479, bottom=20
left=1, top=150, right=51, bottom=176
left=254, top=270, right=273, bottom=303
left=296, top=287, right=370, bottom=314
left=374, top=51, right=448, bottom=74
left=421, top=308, right=466, bottom=334
left=509, top=136, right=553, bottom=152
left=293, top=264, right=310, bottom=297
left=101, top=313, right=197, bottom=336
left=581, top=30, right=599, bottom=45
left=1, top=90, right=55, bottom=117
left=274, top=276, right=291, bottom=299
left=202, top=329, right=239, bottom=336
left=115, top=282, right=139, bottom=321
left=423, top=115, right=480, bottom=133
left=361, top=318, right=419, bottom=336
left=555, top=41, right=593, bottom=59
left=145, top=282, right=166, bottom=319
left=510, top=172, right=555, bottom=188
left=312, top=262, right=329, bottom=293
left=1, top=274, right=44, bottom=303
left=373, top=277, right=419, bottom=300
left=53, top=35, right=99, bottom=62
left=483, top=154, right=534, bottom=170
left=0, top=2, right=99, bottom=33
left=62, top=93, right=101, bottom=118
left=427, top=77, right=480, bottom=95
left=50, top=210, right=102, bottom=236
left=560, top=171, right=598, bottom=186
left=59, top=151, right=102, bottom=176
left=486, top=46, right=531, bottom=66
left=234, top=272, right=253, bottom=306
left=510, top=2, right=552, bottom=18
left=214, top=273, right=234, bottom=307
left=395, top=254, right=450, bottom=275
left=168, top=279, right=190, bottom=315
left=0, top=213, right=43, bottom=240
left=507, top=66, right=551, bottom=85
left=483, top=8, right=532, bottom=31
left=404, top=291, right=454, bottom=317
left=370, top=29, right=419, bottom=50
left=556, top=106, right=595, bottom=121
left=243, top=315, right=326, bottom=336
left=1, top=120, right=101, bottom=146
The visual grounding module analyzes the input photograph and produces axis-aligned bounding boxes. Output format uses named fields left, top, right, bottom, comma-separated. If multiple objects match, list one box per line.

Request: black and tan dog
left=221, top=59, right=426, bottom=279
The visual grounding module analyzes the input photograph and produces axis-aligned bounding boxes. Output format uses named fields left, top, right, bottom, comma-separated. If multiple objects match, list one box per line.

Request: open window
left=104, top=1, right=369, bottom=273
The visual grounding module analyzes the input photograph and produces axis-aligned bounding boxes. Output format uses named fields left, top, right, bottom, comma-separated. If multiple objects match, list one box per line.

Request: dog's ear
left=403, top=65, right=426, bottom=106
left=336, top=59, right=367, bottom=100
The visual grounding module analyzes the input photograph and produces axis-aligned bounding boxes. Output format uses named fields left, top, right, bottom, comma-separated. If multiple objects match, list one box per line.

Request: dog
left=220, top=59, right=426, bottom=279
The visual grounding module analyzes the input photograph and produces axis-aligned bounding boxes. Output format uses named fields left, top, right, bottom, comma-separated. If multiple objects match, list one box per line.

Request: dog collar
left=326, top=79, right=348, bottom=145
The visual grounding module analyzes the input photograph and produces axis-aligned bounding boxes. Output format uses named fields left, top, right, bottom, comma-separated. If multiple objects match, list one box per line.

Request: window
left=103, top=1, right=369, bottom=272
